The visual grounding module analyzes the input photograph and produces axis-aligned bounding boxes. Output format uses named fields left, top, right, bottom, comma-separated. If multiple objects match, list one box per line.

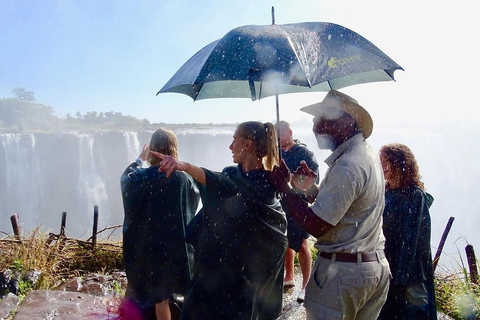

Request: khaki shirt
left=310, top=134, right=386, bottom=253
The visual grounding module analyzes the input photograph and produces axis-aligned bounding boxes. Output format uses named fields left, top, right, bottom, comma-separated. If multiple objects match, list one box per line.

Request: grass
left=436, top=267, right=480, bottom=319
left=0, top=227, right=124, bottom=297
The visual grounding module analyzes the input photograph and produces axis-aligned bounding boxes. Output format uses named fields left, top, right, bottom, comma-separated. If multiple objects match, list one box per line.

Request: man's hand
left=291, top=160, right=317, bottom=191
left=270, top=159, right=292, bottom=193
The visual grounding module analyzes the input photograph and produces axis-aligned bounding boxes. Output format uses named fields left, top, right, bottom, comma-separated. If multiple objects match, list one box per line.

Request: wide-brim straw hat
left=300, top=90, right=373, bottom=139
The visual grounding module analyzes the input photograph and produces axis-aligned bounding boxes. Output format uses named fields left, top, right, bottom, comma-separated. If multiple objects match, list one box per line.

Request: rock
left=12, top=290, right=113, bottom=320
left=54, top=277, right=82, bottom=292
left=53, top=271, right=127, bottom=296
left=0, top=293, right=20, bottom=320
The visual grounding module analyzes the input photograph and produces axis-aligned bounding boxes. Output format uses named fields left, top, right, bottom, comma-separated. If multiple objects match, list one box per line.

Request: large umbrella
left=157, top=9, right=403, bottom=149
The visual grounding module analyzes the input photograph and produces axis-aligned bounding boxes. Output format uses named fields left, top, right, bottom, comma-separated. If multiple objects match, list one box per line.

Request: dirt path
left=277, top=266, right=306, bottom=320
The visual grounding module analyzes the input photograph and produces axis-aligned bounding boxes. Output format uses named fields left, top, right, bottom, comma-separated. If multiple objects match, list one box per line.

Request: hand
left=149, top=151, right=185, bottom=178
left=291, top=160, right=317, bottom=191
left=270, top=159, right=292, bottom=193
left=138, top=144, right=149, bottom=161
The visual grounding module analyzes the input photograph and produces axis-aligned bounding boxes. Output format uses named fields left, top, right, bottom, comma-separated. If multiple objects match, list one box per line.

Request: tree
left=12, top=87, right=36, bottom=102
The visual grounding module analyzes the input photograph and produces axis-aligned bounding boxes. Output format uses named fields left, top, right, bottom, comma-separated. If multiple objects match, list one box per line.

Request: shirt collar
left=325, top=133, right=364, bottom=167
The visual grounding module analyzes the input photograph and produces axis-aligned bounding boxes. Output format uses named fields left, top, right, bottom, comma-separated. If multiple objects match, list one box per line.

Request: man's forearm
left=282, top=191, right=334, bottom=238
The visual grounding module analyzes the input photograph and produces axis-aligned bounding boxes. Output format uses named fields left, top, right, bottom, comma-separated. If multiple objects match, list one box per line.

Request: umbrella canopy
left=157, top=22, right=403, bottom=101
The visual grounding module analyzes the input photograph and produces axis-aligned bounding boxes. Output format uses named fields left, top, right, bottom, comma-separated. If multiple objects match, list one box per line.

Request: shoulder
left=121, top=163, right=145, bottom=181
left=411, top=187, right=434, bottom=207
left=222, top=165, right=241, bottom=176
left=285, top=143, right=318, bottom=167
left=291, top=141, right=313, bottom=154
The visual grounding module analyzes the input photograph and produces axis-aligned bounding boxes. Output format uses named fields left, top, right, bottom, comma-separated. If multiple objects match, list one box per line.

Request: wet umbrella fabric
left=157, top=22, right=403, bottom=102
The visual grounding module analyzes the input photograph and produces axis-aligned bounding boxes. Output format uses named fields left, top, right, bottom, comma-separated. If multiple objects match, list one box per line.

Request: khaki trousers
left=305, top=252, right=391, bottom=320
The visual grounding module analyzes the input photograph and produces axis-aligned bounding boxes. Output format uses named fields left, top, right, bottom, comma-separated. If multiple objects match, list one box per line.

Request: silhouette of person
left=151, top=121, right=287, bottom=320
left=378, top=143, right=437, bottom=320
left=121, top=128, right=200, bottom=320
left=270, top=90, right=390, bottom=320
left=276, top=120, right=319, bottom=303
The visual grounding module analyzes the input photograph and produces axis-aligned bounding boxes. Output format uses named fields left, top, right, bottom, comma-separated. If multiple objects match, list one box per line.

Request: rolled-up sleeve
left=310, top=164, right=360, bottom=226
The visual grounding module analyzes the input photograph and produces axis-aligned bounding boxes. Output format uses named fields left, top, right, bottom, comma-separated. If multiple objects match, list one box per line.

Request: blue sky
left=1, top=0, right=478, bottom=124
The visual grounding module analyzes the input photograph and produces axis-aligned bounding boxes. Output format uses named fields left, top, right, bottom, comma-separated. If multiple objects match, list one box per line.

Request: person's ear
left=244, top=139, right=254, bottom=150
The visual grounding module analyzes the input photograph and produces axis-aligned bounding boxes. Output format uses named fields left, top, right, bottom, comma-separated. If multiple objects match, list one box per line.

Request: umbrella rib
left=327, top=80, right=333, bottom=90
left=193, top=83, right=204, bottom=101
left=280, top=27, right=313, bottom=88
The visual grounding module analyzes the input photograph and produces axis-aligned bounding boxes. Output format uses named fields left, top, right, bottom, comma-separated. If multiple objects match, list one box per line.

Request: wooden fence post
left=60, top=211, right=67, bottom=237
left=433, top=216, right=455, bottom=272
left=10, top=214, right=21, bottom=241
left=466, top=245, right=479, bottom=284
left=92, top=205, right=99, bottom=250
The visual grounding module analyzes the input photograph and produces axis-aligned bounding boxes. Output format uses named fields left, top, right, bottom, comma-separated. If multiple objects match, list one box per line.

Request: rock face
left=53, top=272, right=128, bottom=296
left=0, top=271, right=127, bottom=320
left=12, top=290, right=113, bottom=320
left=0, top=293, right=20, bottom=320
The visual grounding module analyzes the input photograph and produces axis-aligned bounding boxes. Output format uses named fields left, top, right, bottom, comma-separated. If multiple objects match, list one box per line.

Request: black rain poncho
left=180, top=165, right=287, bottom=320
left=121, top=162, right=200, bottom=318
left=379, top=186, right=437, bottom=320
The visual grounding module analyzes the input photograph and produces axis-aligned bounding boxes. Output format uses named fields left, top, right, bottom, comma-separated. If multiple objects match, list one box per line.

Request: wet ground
left=277, top=265, right=306, bottom=320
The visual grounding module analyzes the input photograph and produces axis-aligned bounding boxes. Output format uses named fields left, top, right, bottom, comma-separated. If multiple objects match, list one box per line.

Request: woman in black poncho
left=378, top=143, right=437, bottom=320
left=121, top=128, right=200, bottom=320
left=151, top=121, right=288, bottom=320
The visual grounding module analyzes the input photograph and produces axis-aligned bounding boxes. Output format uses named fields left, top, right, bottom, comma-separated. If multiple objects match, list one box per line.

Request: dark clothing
left=281, top=140, right=319, bottom=176
left=181, top=165, right=288, bottom=320
left=121, top=162, right=200, bottom=319
left=379, top=186, right=437, bottom=320
left=281, top=140, right=319, bottom=251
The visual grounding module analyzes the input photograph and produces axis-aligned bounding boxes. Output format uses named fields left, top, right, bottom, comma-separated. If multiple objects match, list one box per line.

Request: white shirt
left=310, top=133, right=386, bottom=253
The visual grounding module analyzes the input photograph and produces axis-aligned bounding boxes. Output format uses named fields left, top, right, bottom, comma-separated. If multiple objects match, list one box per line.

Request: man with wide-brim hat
left=270, top=90, right=390, bottom=320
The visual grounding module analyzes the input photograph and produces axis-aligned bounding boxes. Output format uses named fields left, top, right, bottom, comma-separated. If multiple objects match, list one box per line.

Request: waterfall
left=1, top=122, right=479, bottom=273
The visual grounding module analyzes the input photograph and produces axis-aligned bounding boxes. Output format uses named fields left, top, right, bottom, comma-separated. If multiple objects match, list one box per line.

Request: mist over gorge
left=1, top=120, right=479, bottom=273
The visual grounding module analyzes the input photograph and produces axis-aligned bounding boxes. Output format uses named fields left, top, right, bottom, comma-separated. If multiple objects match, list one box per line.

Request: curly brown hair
left=379, top=143, right=424, bottom=191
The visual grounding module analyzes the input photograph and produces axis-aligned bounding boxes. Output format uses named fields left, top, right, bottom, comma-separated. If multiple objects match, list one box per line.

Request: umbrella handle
left=276, top=92, right=282, bottom=161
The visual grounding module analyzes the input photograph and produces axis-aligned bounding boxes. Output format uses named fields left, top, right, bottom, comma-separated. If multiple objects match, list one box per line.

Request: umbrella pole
left=275, top=92, right=282, bottom=161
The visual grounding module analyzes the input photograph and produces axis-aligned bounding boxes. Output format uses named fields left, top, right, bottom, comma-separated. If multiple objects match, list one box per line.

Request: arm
left=149, top=151, right=207, bottom=185
left=291, top=160, right=319, bottom=201
left=270, top=160, right=334, bottom=238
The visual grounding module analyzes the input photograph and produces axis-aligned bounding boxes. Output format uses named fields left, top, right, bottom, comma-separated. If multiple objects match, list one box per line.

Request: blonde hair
left=148, top=128, right=178, bottom=166
left=236, top=121, right=278, bottom=171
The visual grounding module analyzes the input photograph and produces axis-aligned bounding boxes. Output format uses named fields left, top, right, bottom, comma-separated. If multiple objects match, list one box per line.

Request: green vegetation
left=436, top=270, right=480, bottom=319
left=0, top=87, right=235, bottom=132
left=0, top=228, right=123, bottom=297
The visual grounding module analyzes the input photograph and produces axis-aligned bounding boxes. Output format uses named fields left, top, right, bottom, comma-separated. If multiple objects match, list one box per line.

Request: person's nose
left=313, top=122, right=324, bottom=134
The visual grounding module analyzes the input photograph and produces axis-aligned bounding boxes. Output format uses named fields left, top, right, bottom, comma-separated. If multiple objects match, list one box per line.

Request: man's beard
left=315, top=134, right=336, bottom=150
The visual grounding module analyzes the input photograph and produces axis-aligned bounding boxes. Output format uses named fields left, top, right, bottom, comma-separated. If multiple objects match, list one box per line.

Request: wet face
left=278, top=126, right=292, bottom=150
left=312, top=117, right=340, bottom=150
left=229, top=130, right=251, bottom=164
left=380, top=152, right=400, bottom=189
left=380, top=153, right=392, bottom=182
left=312, top=111, right=357, bottom=150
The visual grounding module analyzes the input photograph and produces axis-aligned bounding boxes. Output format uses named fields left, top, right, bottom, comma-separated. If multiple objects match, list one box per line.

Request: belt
left=318, top=250, right=385, bottom=263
